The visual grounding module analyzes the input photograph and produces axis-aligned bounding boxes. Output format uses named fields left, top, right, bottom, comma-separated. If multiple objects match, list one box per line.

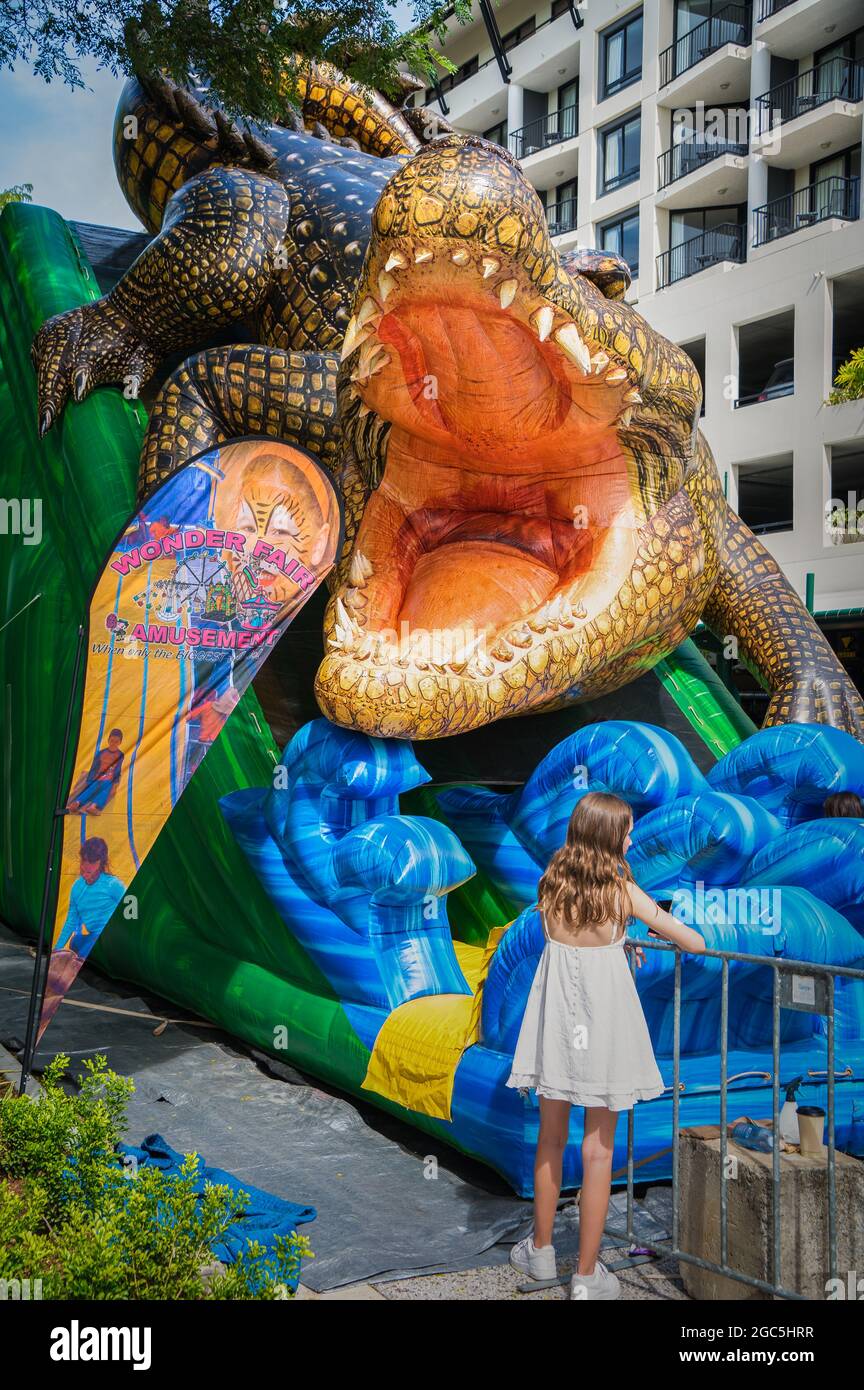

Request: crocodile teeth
left=606, top=367, right=629, bottom=384
left=555, top=324, right=591, bottom=373
left=490, top=640, right=514, bottom=662
left=451, top=249, right=470, bottom=266
left=618, top=407, right=633, bottom=428
left=532, top=306, right=555, bottom=342
left=468, top=653, right=496, bottom=679
left=546, top=594, right=564, bottom=625
left=415, top=249, right=433, bottom=263
left=341, top=316, right=372, bottom=360
left=356, top=296, right=380, bottom=328
left=498, top=279, right=518, bottom=309
left=482, top=257, right=500, bottom=278
left=367, top=348, right=389, bottom=377
left=385, top=251, right=408, bottom=272
left=624, top=388, right=642, bottom=405
left=378, top=271, right=397, bottom=301
left=348, top=550, right=373, bottom=585
left=355, top=340, right=389, bottom=380
left=527, top=614, right=548, bottom=634
left=591, top=351, right=610, bottom=374
left=357, top=402, right=372, bottom=417
left=334, top=596, right=355, bottom=633
left=507, top=626, right=533, bottom=648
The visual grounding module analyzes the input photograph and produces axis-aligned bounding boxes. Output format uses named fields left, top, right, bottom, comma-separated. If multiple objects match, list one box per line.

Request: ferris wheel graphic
left=169, top=552, right=232, bottom=615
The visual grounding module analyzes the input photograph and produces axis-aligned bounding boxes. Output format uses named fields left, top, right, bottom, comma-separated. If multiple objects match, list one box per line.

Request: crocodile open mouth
left=315, top=242, right=649, bottom=735
left=313, top=137, right=693, bottom=739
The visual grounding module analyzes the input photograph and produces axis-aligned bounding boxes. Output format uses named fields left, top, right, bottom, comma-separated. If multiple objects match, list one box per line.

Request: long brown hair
left=537, top=792, right=634, bottom=932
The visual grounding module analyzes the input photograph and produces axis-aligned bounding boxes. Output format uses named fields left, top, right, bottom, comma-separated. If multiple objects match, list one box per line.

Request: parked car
left=757, top=357, right=794, bottom=402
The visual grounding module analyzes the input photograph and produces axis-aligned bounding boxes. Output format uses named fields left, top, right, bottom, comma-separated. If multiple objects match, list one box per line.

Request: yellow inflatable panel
left=361, top=926, right=509, bottom=1120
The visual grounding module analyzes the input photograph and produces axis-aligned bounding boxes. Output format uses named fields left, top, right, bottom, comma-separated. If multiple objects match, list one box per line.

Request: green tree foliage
left=0, top=1054, right=311, bottom=1298
left=0, top=183, right=33, bottom=210
left=827, top=346, right=864, bottom=405
left=0, top=0, right=473, bottom=121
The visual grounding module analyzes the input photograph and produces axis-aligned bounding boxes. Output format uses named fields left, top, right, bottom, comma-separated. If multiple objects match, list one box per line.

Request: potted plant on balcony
left=826, top=347, right=864, bottom=405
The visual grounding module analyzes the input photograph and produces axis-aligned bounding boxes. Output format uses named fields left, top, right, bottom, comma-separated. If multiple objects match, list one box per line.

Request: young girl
left=506, top=791, right=706, bottom=1301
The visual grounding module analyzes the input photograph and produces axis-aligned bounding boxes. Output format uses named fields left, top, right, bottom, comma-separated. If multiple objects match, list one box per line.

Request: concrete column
left=747, top=40, right=772, bottom=247
left=507, top=82, right=524, bottom=146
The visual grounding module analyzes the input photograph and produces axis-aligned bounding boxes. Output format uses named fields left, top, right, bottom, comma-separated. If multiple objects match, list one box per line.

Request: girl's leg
left=577, top=1106, right=619, bottom=1275
left=533, top=1097, right=570, bottom=1248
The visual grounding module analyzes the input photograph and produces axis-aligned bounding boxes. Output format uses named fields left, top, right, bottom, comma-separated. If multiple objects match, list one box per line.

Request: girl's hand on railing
left=626, top=943, right=646, bottom=969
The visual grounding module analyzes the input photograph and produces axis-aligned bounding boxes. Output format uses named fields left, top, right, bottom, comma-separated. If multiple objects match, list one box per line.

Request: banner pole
left=18, top=622, right=86, bottom=1096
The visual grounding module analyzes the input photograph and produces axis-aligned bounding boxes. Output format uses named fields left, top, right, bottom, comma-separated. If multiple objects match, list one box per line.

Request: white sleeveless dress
left=506, top=908, right=666, bottom=1111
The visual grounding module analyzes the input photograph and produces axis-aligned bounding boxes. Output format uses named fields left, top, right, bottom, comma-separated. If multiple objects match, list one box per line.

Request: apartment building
left=409, top=0, right=864, bottom=703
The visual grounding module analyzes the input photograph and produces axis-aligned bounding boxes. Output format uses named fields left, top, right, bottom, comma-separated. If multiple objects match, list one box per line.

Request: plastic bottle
left=779, top=1075, right=804, bottom=1145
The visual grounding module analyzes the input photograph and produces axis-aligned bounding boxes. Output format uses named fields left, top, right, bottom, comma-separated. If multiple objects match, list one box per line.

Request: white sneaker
left=509, top=1234, right=557, bottom=1281
left=569, top=1259, right=621, bottom=1301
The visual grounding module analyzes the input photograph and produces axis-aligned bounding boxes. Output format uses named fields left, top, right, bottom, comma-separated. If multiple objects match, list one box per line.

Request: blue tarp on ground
left=118, top=1133, right=316, bottom=1288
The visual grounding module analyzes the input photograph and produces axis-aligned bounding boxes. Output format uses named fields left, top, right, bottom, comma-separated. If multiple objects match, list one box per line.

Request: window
left=556, top=79, right=579, bottom=142
left=424, top=55, right=478, bottom=104
left=600, top=10, right=643, bottom=99
left=549, top=181, right=578, bottom=236
left=680, top=337, right=706, bottom=416
left=828, top=442, right=864, bottom=546
left=735, top=309, right=794, bottom=407
left=598, top=208, right=639, bottom=276
left=736, top=456, right=793, bottom=535
left=483, top=120, right=508, bottom=147
left=502, top=17, right=536, bottom=52
left=552, top=0, right=571, bottom=16
left=599, top=112, right=641, bottom=194
left=670, top=205, right=744, bottom=248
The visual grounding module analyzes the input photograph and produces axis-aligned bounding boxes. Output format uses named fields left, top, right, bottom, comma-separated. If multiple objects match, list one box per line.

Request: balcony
left=757, top=0, right=796, bottom=15
left=510, top=106, right=579, bottom=161
left=658, top=138, right=748, bottom=189
left=753, top=176, right=860, bottom=246
left=546, top=196, right=579, bottom=239
left=659, top=5, right=752, bottom=92
left=755, top=0, right=863, bottom=61
left=753, top=59, right=864, bottom=167
left=656, top=222, right=746, bottom=289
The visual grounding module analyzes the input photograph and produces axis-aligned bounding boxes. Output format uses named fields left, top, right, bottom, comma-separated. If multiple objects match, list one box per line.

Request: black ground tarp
left=0, top=925, right=669, bottom=1290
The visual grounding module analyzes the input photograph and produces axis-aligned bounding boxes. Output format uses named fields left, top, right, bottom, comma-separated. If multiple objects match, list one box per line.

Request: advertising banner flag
left=38, top=438, right=342, bottom=1041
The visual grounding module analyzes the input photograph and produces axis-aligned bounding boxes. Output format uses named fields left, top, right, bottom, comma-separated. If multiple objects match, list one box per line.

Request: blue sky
left=0, top=1, right=421, bottom=231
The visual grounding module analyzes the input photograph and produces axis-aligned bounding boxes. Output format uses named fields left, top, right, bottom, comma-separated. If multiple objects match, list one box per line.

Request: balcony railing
left=656, top=222, right=746, bottom=288
left=756, top=58, right=864, bottom=133
left=753, top=176, right=860, bottom=245
left=509, top=105, right=578, bottom=160
left=658, top=137, right=748, bottom=189
left=546, top=197, right=578, bottom=237
left=756, top=0, right=799, bottom=20
left=660, top=4, right=752, bottom=87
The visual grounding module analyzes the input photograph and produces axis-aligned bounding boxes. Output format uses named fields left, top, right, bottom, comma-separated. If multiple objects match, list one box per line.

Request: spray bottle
left=779, top=1075, right=804, bottom=1144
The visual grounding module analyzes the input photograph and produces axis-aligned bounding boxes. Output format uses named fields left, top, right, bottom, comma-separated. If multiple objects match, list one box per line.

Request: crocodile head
left=315, top=135, right=714, bottom=739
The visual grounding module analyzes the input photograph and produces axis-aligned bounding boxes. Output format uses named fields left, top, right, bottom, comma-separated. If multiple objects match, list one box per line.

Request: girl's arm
left=626, top=882, right=706, bottom=954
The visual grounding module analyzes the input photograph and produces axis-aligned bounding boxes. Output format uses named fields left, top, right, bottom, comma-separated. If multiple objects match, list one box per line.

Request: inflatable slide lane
left=223, top=718, right=864, bottom=1196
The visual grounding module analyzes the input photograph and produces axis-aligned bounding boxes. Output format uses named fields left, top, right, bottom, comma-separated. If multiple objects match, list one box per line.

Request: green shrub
left=826, top=346, right=864, bottom=404
left=0, top=1054, right=311, bottom=1299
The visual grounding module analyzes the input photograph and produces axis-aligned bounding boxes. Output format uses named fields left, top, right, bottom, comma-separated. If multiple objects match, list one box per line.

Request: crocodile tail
left=113, top=77, right=283, bottom=234
left=289, top=58, right=421, bottom=159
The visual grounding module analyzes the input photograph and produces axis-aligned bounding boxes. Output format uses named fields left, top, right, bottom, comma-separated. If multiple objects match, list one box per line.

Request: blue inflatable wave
left=221, top=718, right=864, bottom=1195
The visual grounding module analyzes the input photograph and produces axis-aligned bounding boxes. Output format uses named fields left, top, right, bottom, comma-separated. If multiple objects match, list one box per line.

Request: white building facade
left=409, top=0, right=864, bottom=631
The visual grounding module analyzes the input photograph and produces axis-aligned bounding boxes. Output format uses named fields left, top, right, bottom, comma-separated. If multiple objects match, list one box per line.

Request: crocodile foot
left=32, top=298, right=160, bottom=435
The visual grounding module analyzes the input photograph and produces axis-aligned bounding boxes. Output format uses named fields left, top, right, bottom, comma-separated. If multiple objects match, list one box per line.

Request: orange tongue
left=398, top=540, right=557, bottom=633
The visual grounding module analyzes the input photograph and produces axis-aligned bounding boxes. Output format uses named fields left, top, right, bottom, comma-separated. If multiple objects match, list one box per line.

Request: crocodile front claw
left=32, top=298, right=160, bottom=436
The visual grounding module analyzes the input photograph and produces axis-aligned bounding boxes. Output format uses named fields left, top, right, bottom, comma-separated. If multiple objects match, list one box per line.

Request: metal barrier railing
left=755, top=57, right=864, bottom=134
left=753, top=175, right=860, bottom=245
left=659, top=4, right=752, bottom=87
left=603, top=937, right=864, bottom=1300
left=509, top=105, right=579, bottom=160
